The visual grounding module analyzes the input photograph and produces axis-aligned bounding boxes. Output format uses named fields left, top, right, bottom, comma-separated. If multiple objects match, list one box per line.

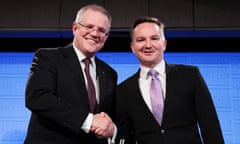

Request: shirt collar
left=140, top=60, right=165, bottom=80
left=73, top=43, right=95, bottom=63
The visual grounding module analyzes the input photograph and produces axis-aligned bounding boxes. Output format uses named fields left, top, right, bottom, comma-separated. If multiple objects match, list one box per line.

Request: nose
left=88, top=29, right=101, bottom=39
left=89, top=28, right=99, bottom=35
left=145, top=39, right=152, bottom=48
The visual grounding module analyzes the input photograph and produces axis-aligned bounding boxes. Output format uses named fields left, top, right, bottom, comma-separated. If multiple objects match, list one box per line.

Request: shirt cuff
left=81, top=113, right=93, bottom=133
left=108, top=123, right=117, bottom=144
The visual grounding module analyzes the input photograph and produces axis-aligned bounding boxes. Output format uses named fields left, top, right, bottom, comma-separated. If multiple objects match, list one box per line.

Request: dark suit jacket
left=24, top=44, right=117, bottom=144
left=116, top=63, right=224, bottom=144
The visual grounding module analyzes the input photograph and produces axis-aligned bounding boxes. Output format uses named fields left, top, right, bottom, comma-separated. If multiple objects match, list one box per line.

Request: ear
left=163, top=40, right=167, bottom=51
left=72, top=22, right=78, bottom=36
left=103, top=33, right=109, bottom=41
left=130, top=42, right=136, bottom=54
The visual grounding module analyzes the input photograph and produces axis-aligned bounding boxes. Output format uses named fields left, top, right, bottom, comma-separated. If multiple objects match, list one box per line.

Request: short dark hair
left=131, top=16, right=165, bottom=40
left=131, top=16, right=163, bottom=30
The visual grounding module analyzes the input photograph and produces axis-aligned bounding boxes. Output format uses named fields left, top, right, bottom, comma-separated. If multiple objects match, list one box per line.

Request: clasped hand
left=90, top=112, right=114, bottom=138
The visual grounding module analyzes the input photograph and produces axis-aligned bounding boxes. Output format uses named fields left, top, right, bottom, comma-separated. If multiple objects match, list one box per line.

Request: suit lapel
left=61, top=45, right=89, bottom=108
left=134, top=65, right=176, bottom=127
left=162, top=63, right=176, bottom=125
left=130, top=71, right=144, bottom=104
left=95, top=58, right=106, bottom=107
left=131, top=70, right=160, bottom=124
left=61, top=45, right=85, bottom=82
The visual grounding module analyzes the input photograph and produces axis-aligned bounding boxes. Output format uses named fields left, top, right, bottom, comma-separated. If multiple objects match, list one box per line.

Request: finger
left=100, top=112, right=106, bottom=117
left=94, top=128, right=106, bottom=136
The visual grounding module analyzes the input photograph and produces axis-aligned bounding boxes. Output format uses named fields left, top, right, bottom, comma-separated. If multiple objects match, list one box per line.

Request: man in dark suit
left=116, top=16, right=224, bottom=144
left=24, top=4, right=117, bottom=144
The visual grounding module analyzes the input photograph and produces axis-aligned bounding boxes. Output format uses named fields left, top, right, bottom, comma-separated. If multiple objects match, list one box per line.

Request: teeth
left=87, top=39, right=97, bottom=43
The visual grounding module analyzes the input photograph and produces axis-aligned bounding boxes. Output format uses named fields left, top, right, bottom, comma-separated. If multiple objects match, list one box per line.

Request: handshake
left=90, top=112, right=115, bottom=138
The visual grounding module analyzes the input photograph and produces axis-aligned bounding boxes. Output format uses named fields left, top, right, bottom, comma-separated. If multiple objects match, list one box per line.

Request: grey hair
left=74, top=4, right=112, bottom=27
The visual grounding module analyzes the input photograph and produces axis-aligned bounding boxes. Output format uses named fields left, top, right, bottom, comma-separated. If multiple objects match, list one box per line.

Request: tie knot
left=148, top=69, right=159, bottom=78
left=83, top=58, right=91, bottom=66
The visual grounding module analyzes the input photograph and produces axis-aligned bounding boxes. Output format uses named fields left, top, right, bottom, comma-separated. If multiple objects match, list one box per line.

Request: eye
left=85, top=24, right=94, bottom=30
left=151, top=36, right=160, bottom=40
left=97, top=28, right=107, bottom=34
left=136, top=37, right=145, bottom=42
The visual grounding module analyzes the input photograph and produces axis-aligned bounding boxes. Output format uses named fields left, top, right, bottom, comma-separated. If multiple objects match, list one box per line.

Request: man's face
left=72, top=9, right=110, bottom=57
left=131, top=22, right=167, bottom=68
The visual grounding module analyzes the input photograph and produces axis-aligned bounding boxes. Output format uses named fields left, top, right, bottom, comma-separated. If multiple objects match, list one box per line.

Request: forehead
left=81, top=9, right=109, bottom=27
left=133, top=22, right=160, bottom=36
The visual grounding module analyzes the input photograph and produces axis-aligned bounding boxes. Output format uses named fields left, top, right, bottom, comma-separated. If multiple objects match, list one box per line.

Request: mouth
left=143, top=50, right=154, bottom=55
left=85, top=37, right=99, bottom=44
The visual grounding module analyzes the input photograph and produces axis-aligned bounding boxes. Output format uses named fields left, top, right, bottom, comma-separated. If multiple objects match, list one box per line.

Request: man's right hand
left=91, top=112, right=114, bottom=138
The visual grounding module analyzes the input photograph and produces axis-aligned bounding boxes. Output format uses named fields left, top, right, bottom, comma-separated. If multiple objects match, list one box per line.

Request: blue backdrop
left=0, top=52, right=239, bottom=143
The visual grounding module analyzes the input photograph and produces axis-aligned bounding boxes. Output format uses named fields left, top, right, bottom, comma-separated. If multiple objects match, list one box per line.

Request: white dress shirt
left=73, top=44, right=98, bottom=133
left=139, top=60, right=166, bottom=112
left=73, top=44, right=117, bottom=144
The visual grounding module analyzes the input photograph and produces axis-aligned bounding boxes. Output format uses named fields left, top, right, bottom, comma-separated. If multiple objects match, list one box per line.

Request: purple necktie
left=148, top=69, right=164, bottom=125
left=84, top=58, right=96, bottom=113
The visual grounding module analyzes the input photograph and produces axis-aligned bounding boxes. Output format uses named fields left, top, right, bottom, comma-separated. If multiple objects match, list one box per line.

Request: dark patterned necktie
left=148, top=69, right=164, bottom=125
left=83, top=58, right=96, bottom=113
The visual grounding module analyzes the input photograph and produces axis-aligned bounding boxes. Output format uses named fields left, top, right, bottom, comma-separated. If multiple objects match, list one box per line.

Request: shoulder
left=32, top=45, right=73, bottom=66
left=166, top=62, right=203, bottom=81
left=35, top=46, right=66, bottom=55
left=167, top=62, right=199, bottom=72
left=34, top=44, right=73, bottom=58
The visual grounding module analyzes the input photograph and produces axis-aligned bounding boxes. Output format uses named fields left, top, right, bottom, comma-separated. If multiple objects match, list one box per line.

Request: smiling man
left=116, top=16, right=224, bottom=144
left=24, top=4, right=117, bottom=144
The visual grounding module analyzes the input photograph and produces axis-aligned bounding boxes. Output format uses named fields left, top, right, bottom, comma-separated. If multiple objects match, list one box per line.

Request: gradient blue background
left=0, top=52, right=239, bottom=143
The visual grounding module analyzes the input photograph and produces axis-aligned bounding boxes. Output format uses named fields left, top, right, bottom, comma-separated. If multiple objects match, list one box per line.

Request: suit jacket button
left=161, top=129, right=165, bottom=134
